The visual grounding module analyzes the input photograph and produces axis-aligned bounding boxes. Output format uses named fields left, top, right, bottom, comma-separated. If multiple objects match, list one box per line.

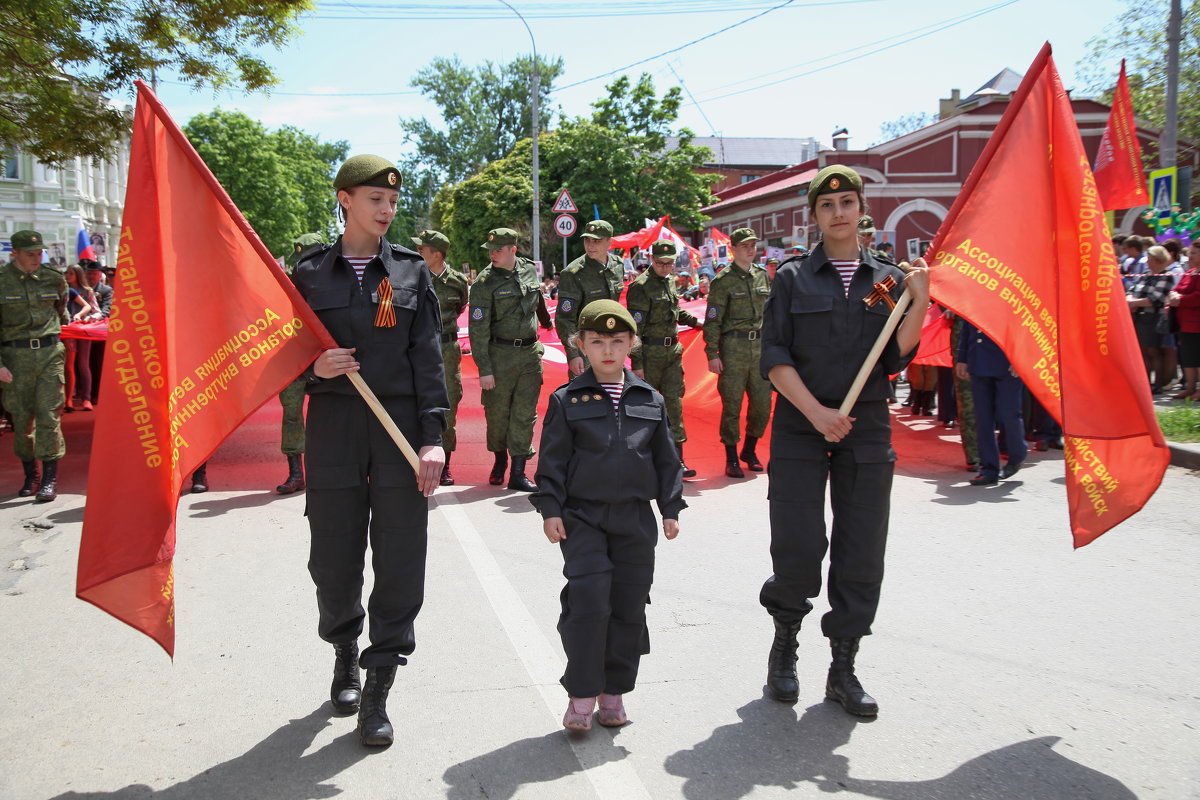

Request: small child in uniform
left=531, top=299, right=685, bottom=731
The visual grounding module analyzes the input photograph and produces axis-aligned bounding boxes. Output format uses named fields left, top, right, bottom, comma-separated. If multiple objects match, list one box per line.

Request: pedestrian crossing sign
left=552, top=190, right=578, bottom=213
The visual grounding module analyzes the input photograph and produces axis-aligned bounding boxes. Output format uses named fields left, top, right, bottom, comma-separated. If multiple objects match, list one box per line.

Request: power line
left=311, top=0, right=799, bottom=19
left=160, top=79, right=419, bottom=97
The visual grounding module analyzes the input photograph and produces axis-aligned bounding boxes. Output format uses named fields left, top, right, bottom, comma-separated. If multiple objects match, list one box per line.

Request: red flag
left=76, top=82, right=336, bottom=655
left=928, top=44, right=1169, bottom=548
left=1093, top=60, right=1150, bottom=211
left=909, top=304, right=953, bottom=368
left=709, top=227, right=731, bottom=246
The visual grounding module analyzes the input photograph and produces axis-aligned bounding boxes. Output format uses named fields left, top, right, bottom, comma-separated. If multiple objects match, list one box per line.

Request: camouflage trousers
left=640, top=342, right=686, bottom=444
left=1, top=343, right=66, bottom=462
left=717, top=336, right=772, bottom=445
left=279, top=379, right=306, bottom=456
left=950, top=322, right=978, bottom=466
left=481, top=342, right=543, bottom=458
left=442, top=341, right=463, bottom=452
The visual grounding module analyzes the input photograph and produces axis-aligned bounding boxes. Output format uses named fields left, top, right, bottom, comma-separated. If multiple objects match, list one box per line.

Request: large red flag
left=1093, top=59, right=1150, bottom=211
left=928, top=44, right=1169, bottom=548
left=76, top=82, right=336, bottom=655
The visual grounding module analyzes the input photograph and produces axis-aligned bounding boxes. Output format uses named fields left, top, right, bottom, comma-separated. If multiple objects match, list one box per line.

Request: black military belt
left=723, top=330, right=760, bottom=341
left=1, top=335, right=59, bottom=349
left=440, top=331, right=458, bottom=343
left=492, top=335, right=537, bottom=347
left=645, top=336, right=678, bottom=347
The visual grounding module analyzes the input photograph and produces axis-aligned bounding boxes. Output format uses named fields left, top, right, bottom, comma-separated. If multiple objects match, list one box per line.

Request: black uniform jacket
left=292, top=238, right=449, bottom=447
left=760, top=243, right=914, bottom=406
left=532, top=369, right=686, bottom=521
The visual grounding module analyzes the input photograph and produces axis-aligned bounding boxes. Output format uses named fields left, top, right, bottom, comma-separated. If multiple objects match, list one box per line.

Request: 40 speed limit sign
left=554, top=214, right=577, bottom=237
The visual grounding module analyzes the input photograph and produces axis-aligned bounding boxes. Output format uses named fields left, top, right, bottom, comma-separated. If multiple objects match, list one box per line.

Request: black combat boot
left=190, top=463, right=208, bottom=493
left=440, top=451, right=454, bottom=486
left=276, top=454, right=305, bottom=494
left=677, top=443, right=696, bottom=479
left=740, top=436, right=764, bottom=472
left=35, top=460, right=57, bottom=502
left=724, top=445, right=744, bottom=478
left=825, top=637, right=879, bottom=717
left=18, top=461, right=39, bottom=497
left=507, top=456, right=537, bottom=492
left=330, top=642, right=361, bottom=714
left=766, top=618, right=802, bottom=702
left=358, top=666, right=397, bottom=747
left=488, top=451, right=508, bottom=486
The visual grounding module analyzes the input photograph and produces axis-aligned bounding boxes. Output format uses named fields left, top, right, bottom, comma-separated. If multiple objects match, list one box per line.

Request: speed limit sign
left=554, top=214, right=577, bottom=237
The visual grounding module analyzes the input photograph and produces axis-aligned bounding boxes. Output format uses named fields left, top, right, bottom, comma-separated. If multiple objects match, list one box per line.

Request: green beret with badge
left=730, top=228, right=759, bottom=245
left=651, top=240, right=677, bottom=260
left=11, top=230, right=45, bottom=251
left=412, top=229, right=450, bottom=254
left=292, top=232, right=326, bottom=253
left=481, top=228, right=519, bottom=250
left=807, top=164, right=864, bottom=207
left=580, top=220, right=614, bottom=240
left=333, top=155, right=401, bottom=191
left=577, top=299, right=636, bottom=333
left=858, top=215, right=876, bottom=235
left=766, top=257, right=780, bottom=265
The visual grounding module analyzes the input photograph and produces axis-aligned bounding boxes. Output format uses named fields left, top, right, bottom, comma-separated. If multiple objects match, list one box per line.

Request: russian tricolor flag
left=76, top=218, right=96, bottom=261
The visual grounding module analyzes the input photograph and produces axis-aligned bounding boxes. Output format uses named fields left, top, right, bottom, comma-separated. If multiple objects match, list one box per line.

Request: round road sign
left=554, top=214, right=577, bottom=237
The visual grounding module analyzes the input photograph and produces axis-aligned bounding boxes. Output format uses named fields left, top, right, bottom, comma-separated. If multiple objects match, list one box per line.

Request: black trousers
left=760, top=400, right=894, bottom=638
left=557, top=500, right=657, bottom=697
left=305, top=393, right=428, bottom=668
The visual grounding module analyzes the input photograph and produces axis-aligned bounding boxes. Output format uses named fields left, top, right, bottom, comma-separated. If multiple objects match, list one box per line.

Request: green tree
left=184, top=110, right=347, bottom=257
left=876, top=111, right=939, bottom=144
left=1078, top=0, right=1200, bottom=167
left=2, top=0, right=310, bottom=165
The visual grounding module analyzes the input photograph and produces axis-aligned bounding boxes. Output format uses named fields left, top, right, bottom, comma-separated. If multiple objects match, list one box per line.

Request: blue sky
left=149, top=0, right=1131, bottom=160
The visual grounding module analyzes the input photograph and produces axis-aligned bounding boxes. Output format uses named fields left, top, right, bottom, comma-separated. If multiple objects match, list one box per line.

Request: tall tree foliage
left=184, top=110, right=347, bottom=257
left=2, top=0, right=310, bottom=165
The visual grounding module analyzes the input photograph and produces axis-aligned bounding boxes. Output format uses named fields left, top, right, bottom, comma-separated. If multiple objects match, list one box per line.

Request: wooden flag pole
left=347, top=372, right=421, bottom=474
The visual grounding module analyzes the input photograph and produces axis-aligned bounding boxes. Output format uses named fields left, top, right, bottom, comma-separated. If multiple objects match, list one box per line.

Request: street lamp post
left=498, top=0, right=540, bottom=265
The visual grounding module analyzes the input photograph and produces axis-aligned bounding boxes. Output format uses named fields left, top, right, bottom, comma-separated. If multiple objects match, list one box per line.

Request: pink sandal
left=563, top=696, right=596, bottom=731
left=597, top=693, right=628, bottom=727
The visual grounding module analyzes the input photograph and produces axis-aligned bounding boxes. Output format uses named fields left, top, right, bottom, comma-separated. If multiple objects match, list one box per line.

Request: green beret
left=651, top=240, right=677, bottom=260
left=482, top=228, right=519, bottom=250
left=858, top=215, right=876, bottom=235
left=580, top=220, right=614, bottom=240
left=577, top=299, right=636, bottom=333
left=808, top=164, right=864, bottom=207
left=334, top=155, right=401, bottom=191
left=11, top=230, right=45, bottom=251
left=766, top=257, right=780, bottom=265
left=292, top=232, right=326, bottom=253
left=411, top=229, right=450, bottom=253
left=730, top=228, right=759, bottom=245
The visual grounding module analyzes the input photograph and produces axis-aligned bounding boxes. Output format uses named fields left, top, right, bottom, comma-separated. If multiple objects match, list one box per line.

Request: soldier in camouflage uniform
left=555, top=219, right=625, bottom=377
left=0, top=230, right=68, bottom=502
left=469, top=228, right=552, bottom=491
left=703, top=227, right=773, bottom=478
left=625, top=240, right=703, bottom=477
left=857, top=216, right=895, bottom=265
left=413, top=229, right=468, bottom=485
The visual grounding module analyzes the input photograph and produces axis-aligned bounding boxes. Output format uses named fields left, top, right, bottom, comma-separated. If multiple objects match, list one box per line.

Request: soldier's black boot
left=724, top=445, right=744, bottom=478
left=358, top=666, right=397, bottom=747
left=507, top=456, right=537, bottom=492
left=488, top=451, right=508, bottom=486
left=190, top=463, right=208, bottom=493
left=18, top=461, right=39, bottom=497
left=276, top=454, right=305, bottom=494
left=740, top=436, right=764, bottom=471
left=766, top=618, right=802, bottom=702
left=35, top=460, right=57, bottom=502
left=440, top=451, right=454, bottom=486
left=677, top=443, right=696, bottom=479
left=825, top=637, right=879, bottom=717
left=330, top=642, right=361, bottom=714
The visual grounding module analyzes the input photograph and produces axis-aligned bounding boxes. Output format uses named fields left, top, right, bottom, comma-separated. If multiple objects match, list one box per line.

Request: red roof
left=704, top=167, right=817, bottom=214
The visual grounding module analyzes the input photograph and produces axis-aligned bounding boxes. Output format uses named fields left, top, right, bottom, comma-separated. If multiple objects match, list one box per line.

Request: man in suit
left=955, top=321, right=1026, bottom=486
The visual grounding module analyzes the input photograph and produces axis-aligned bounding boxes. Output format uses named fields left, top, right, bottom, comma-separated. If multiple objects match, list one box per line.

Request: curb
left=1167, top=440, right=1200, bottom=471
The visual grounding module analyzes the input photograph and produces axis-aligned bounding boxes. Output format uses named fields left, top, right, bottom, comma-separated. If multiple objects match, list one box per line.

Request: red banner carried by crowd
left=76, top=82, right=335, bottom=656
left=1092, top=59, right=1150, bottom=212
left=928, top=44, right=1169, bottom=548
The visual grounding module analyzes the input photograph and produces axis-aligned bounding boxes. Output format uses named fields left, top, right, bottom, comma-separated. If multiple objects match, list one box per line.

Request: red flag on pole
left=928, top=44, right=1169, bottom=548
left=76, top=81, right=336, bottom=655
left=1093, top=59, right=1150, bottom=211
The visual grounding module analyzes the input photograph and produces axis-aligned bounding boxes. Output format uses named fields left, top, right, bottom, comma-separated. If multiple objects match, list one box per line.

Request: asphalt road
left=0, top=400, right=1196, bottom=800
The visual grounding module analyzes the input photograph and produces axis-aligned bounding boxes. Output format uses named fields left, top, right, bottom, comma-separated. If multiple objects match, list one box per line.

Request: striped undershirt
left=599, top=381, right=623, bottom=413
left=830, top=259, right=859, bottom=295
left=345, top=256, right=372, bottom=285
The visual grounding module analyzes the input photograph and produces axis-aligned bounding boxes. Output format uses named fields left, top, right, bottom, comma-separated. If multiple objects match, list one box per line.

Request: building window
left=0, top=149, right=18, bottom=180
left=740, top=174, right=761, bottom=184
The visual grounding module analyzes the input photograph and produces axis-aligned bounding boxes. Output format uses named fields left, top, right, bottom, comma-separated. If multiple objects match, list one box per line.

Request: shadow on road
left=664, top=697, right=1133, bottom=800
left=49, top=706, right=370, bottom=800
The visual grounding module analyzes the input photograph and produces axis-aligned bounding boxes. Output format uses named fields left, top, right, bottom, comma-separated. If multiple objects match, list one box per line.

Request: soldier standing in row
left=703, top=228, right=773, bottom=478
left=412, top=229, right=468, bottom=486
left=626, top=240, right=704, bottom=477
left=0, top=230, right=68, bottom=502
left=555, top=220, right=625, bottom=377
left=468, top=228, right=551, bottom=492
